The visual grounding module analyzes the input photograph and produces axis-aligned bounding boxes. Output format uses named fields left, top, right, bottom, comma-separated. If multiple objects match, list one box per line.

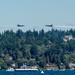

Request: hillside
left=0, top=29, right=75, bottom=69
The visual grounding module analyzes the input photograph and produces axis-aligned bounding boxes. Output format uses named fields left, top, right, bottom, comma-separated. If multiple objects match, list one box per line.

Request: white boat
left=41, top=70, right=44, bottom=74
left=15, top=64, right=38, bottom=71
left=6, top=67, right=14, bottom=71
left=15, top=68, right=38, bottom=71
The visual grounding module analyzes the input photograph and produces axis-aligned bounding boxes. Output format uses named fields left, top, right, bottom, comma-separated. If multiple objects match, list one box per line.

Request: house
left=63, top=35, right=73, bottom=42
left=11, top=63, right=16, bottom=67
left=30, top=58, right=36, bottom=61
left=46, top=63, right=58, bottom=70
left=69, top=63, right=75, bottom=70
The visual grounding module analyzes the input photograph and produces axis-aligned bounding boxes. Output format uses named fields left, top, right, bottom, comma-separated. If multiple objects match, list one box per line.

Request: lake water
left=0, top=70, right=75, bottom=75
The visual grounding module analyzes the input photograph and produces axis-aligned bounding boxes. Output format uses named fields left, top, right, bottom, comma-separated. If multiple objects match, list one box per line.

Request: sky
left=0, top=0, right=75, bottom=32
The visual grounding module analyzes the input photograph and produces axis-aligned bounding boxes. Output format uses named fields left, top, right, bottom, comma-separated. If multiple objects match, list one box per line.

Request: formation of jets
left=17, top=24, right=53, bottom=28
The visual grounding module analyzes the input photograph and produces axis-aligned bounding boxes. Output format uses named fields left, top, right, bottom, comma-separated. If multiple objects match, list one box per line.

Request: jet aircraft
left=17, top=24, right=25, bottom=27
left=45, top=24, right=53, bottom=27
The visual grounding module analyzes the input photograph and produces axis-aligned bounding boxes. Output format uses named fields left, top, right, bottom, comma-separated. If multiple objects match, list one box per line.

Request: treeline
left=0, top=29, right=75, bottom=69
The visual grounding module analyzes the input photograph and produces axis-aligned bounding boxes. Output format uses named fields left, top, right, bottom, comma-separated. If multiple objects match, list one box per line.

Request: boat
left=15, top=68, right=38, bottom=71
left=15, top=64, right=38, bottom=71
left=6, top=67, right=14, bottom=71
left=41, top=70, right=44, bottom=74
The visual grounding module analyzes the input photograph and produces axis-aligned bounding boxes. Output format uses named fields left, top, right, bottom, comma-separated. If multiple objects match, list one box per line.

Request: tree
left=30, top=45, right=38, bottom=58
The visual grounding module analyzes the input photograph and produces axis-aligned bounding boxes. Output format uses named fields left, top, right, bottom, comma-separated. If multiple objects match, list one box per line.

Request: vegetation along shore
left=0, top=29, right=75, bottom=70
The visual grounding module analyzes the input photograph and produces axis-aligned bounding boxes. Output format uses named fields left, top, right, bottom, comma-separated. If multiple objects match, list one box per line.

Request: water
left=0, top=70, right=75, bottom=75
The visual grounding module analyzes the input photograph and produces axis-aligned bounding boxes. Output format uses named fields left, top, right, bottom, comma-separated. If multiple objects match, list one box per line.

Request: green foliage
left=0, top=29, right=75, bottom=69
left=0, top=59, right=7, bottom=69
left=38, top=61, right=46, bottom=68
left=30, top=44, right=38, bottom=58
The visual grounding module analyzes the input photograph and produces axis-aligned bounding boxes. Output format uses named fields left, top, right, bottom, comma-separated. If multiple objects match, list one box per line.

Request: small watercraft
left=15, top=63, right=38, bottom=71
left=41, top=70, right=44, bottom=74
left=6, top=67, right=14, bottom=71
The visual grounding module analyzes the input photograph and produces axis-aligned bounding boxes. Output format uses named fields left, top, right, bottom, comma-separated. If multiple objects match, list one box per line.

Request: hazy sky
left=0, top=0, right=75, bottom=32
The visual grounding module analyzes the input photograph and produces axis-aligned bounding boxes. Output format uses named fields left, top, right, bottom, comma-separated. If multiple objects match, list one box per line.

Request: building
left=63, top=35, right=73, bottom=42
left=69, top=63, right=75, bottom=70
left=46, top=63, right=58, bottom=70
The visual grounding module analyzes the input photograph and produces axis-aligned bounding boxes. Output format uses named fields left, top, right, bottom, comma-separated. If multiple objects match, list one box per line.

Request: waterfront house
left=69, top=63, right=75, bottom=70
left=46, top=63, right=58, bottom=70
